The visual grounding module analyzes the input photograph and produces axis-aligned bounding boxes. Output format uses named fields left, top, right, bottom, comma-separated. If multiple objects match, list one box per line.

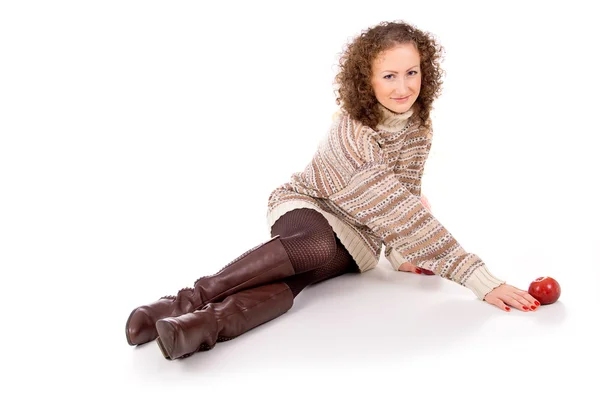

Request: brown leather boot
left=126, top=235, right=295, bottom=346
left=155, top=282, right=294, bottom=360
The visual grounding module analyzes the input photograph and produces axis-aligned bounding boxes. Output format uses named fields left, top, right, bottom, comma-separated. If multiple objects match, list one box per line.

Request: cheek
left=371, top=81, right=382, bottom=97
left=412, top=79, right=422, bottom=92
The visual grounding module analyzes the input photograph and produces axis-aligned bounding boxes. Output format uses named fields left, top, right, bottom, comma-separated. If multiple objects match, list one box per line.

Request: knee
left=303, top=231, right=338, bottom=266
left=272, top=209, right=338, bottom=267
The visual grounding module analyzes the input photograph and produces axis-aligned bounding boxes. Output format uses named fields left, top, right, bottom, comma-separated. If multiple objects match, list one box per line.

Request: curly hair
left=334, top=20, right=445, bottom=132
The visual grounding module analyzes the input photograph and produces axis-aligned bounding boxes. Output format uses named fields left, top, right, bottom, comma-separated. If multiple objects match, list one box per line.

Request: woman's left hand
left=420, top=194, right=431, bottom=212
left=484, top=283, right=541, bottom=312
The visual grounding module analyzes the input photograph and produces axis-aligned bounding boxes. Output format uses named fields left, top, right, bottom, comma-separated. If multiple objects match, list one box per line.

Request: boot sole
left=156, top=337, right=172, bottom=360
left=125, top=307, right=136, bottom=346
left=155, top=320, right=178, bottom=359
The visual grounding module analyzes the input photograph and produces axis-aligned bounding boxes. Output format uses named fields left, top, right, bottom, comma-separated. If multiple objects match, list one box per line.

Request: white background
left=1, top=0, right=599, bottom=396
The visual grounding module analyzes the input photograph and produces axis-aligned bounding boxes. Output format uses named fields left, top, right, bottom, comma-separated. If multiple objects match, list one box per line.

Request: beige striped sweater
left=266, top=103, right=504, bottom=300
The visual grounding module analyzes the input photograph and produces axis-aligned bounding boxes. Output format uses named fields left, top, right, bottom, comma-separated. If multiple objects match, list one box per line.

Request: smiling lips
left=393, top=96, right=410, bottom=102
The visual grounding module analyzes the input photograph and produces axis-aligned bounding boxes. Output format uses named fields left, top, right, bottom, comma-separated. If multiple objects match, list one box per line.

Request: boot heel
left=156, top=338, right=172, bottom=360
left=155, top=319, right=179, bottom=359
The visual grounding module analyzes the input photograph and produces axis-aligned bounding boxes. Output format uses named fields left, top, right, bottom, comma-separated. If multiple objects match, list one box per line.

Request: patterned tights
left=270, top=208, right=359, bottom=297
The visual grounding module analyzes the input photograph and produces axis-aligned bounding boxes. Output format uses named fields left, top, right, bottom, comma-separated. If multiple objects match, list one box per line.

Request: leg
left=155, top=236, right=359, bottom=360
left=126, top=235, right=295, bottom=346
left=270, top=208, right=339, bottom=273
left=282, top=234, right=359, bottom=297
left=127, top=208, right=340, bottom=346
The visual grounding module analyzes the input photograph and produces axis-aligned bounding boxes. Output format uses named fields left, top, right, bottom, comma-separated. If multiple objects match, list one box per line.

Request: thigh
left=281, top=235, right=359, bottom=296
left=271, top=208, right=338, bottom=272
left=270, top=208, right=333, bottom=239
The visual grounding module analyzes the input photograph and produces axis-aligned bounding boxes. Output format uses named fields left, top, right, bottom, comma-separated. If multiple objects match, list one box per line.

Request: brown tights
left=270, top=208, right=359, bottom=297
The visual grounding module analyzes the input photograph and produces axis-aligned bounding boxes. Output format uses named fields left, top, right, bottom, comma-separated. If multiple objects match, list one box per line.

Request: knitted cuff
left=464, top=264, right=505, bottom=300
left=386, top=247, right=408, bottom=271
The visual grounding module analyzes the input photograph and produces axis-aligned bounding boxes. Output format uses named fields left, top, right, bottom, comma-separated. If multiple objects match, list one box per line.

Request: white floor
left=7, top=178, right=600, bottom=398
left=102, top=258, right=597, bottom=396
left=29, top=241, right=597, bottom=398
left=11, top=183, right=598, bottom=396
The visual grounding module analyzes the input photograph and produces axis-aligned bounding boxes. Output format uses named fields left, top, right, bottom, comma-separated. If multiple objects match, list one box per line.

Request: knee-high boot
left=126, top=236, right=295, bottom=346
left=155, top=282, right=294, bottom=360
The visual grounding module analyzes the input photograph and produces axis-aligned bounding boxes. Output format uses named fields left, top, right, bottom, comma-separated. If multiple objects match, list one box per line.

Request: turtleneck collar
left=375, top=103, right=414, bottom=133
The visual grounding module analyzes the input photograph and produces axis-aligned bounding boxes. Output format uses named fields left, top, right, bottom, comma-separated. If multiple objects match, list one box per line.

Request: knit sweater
left=266, top=103, right=505, bottom=300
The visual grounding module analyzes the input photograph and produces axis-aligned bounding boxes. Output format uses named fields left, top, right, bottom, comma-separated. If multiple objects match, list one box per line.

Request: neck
left=376, top=103, right=414, bottom=132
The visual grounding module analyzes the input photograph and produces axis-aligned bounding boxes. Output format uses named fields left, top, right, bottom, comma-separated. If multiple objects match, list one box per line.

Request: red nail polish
left=534, top=301, right=540, bottom=306
left=522, top=306, right=529, bottom=310
left=530, top=306, right=536, bottom=310
left=505, top=306, right=510, bottom=311
left=415, top=269, right=422, bottom=274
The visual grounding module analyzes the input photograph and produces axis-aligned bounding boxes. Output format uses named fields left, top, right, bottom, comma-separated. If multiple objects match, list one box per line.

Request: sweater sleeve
left=393, top=125, right=432, bottom=197
left=326, top=127, right=504, bottom=300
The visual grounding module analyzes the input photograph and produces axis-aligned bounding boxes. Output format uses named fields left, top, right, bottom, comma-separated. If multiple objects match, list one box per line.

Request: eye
left=383, top=74, right=394, bottom=79
left=408, top=70, right=419, bottom=76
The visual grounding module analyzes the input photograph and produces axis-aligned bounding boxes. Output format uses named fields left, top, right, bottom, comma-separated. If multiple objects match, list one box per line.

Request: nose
left=392, top=77, right=409, bottom=95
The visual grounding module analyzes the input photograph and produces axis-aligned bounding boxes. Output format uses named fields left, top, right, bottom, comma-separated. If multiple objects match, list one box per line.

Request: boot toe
left=126, top=308, right=157, bottom=346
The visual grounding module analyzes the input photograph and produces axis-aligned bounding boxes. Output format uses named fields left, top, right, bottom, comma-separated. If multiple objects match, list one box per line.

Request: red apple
left=528, top=276, right=561, bottom=305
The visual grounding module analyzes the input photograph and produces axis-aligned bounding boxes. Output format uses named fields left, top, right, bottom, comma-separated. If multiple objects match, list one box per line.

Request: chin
left=388, top=103, right=412, bottom=114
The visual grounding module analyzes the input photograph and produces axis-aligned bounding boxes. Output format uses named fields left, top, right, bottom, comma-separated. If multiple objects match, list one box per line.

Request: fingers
left=420, top=195, right=431, bottom=211
left=485, top=284, right=541, bottom=312
left=505, top=286, right=539, bottom=311
left=397, top=262, right=421, bottom=274
left=398, top=262, right=436, bottom=276
left=504, top=295, right=535, bottom=312
left=507, top=294, right=535, bottom=311
left=417, top=267, right=435, bottom=276
left=487, top=297, right=511, bottom=312
left=513, top=289, right=540, bottom=310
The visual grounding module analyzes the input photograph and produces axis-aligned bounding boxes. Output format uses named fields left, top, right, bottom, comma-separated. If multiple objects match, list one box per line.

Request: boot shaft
left=156, top=282, right=294, bottom=360
left=126, top=235, right=295, bottom=346
left=192, top=235, right=295, bottom=304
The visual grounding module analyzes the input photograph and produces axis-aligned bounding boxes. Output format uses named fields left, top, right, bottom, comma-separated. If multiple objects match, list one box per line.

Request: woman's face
left=370, top=42, right=422, bottom=114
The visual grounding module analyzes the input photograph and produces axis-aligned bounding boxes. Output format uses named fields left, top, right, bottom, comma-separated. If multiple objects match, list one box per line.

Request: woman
left=125, top=20, right=540, bottom=360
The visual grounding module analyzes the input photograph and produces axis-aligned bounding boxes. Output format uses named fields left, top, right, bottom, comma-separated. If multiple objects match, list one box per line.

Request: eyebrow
left=382, top=65, right=420, bottom=73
